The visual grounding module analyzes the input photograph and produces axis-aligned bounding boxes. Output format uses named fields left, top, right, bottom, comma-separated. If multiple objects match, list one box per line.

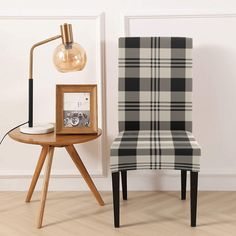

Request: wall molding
left=1, top=169, right=236, bottom=191
left=0, top=11, right=107, bottom=178
left=122, top=11, right=236, bottom=178
left=0, top=172, right=105, bottom=179
left=1, top=169, right=236, bottom=180
left=123, top=12, right=236, bottom=36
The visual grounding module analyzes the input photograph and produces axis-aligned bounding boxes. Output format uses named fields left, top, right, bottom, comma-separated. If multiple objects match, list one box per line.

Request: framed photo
left=56, top=84, right=98, bottom=134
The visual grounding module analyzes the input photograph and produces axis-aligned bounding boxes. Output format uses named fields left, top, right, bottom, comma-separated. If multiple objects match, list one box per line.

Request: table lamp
left=20, top=23, right=86, bottom=134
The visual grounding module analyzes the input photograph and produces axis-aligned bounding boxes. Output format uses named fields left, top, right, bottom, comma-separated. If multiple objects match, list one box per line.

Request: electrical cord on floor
left=0, top=121, right=28, bottom=145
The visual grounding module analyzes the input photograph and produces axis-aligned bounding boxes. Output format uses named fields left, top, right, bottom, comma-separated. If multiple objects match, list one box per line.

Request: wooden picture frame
left=56, top=84, right=98, bottom=134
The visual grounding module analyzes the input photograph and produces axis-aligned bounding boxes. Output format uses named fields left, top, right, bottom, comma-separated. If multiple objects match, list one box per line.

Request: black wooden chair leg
left=181, top=170, right=187, bottom=200
left=112, top=172, right=120, bottom=228
left=121, top=171, right=127, bottom=200
left=190, top=171, right=198, bottom=227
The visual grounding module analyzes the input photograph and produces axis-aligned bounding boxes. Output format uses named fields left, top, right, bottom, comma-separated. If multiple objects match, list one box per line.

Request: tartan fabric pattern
left=118, top=37, right=192, bottom=132
left=110, top=37, right=201, bottom=172
left=110, top=130, right=201, bottom=172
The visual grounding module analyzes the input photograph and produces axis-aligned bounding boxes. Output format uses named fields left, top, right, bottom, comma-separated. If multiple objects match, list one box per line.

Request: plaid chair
left=110, top=37, right=201, bottom=227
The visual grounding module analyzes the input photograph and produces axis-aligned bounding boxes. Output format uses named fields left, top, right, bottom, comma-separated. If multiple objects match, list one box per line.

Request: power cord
left=0, top=121, right=28, bottom=145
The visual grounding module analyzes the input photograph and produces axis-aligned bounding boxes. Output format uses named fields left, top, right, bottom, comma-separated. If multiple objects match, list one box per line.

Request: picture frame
left=56, top=84, right=98, bottom=134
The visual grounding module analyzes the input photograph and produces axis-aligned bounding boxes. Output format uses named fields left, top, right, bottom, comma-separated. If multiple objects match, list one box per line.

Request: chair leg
left=112, top=172, right=120, bottom=228
left=190, top=171, right=198, bottom=227
left=181, top=170, right=187, bottom=200
left=121, top=171, right=127, bottom=200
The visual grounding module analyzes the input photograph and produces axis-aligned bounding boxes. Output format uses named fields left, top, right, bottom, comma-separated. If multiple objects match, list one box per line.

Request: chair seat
left=110, top=130, right=201, bottom=172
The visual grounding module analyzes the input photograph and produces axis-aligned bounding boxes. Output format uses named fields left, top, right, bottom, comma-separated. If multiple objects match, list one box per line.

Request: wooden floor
left=0, top=191, right=236, bottom=236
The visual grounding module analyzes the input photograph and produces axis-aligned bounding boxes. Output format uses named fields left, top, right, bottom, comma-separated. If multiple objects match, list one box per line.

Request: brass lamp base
left=20, top=123, right=54, bottom=134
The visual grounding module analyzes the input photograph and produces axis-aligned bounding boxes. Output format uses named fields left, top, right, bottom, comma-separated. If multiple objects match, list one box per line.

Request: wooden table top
left=9, top=128, right=102, bottom=146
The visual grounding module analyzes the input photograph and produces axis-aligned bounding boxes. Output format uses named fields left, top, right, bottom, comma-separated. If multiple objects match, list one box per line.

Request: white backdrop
left=0, top=0, right=236, bottom=191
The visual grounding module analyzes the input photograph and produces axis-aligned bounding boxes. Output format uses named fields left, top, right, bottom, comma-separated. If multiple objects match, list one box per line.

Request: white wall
left=1, top=0, right=236, bottom=191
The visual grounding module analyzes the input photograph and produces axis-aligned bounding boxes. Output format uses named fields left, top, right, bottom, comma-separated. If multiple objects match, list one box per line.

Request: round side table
left=9, top=128, right=104, bottom=228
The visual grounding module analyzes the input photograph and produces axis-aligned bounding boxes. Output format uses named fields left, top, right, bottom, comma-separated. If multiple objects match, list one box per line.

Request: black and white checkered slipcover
left=110, top=37, right=201, bottom=172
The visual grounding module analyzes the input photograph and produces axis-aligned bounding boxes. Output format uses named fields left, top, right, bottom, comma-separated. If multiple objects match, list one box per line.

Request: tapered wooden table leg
left=9, top=128, right=103, bottom=229
left=37, top=146, right=54, bottom=229
left=66, top=145, right=104, bottom=206
left=25, top=146, right=48, bottom=203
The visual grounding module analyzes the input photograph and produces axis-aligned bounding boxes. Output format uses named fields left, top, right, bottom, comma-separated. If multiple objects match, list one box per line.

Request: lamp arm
left=28, top=35, right=61, bottom=127
left=29, top=35, right=61, bottom=79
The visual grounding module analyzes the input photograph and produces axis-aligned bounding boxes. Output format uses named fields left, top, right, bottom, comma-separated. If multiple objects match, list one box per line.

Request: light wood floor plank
left=0, top=192, right=236, bottom=235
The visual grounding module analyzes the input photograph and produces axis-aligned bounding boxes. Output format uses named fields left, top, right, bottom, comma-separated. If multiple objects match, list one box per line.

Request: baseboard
left=0, top=169, right=236, bottom=191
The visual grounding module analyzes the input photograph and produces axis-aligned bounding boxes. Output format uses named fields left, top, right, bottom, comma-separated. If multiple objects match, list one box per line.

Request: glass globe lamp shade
left=53, top=43, right=87, bottom=72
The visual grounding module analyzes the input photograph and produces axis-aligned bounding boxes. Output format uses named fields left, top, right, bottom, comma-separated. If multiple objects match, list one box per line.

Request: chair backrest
left=118, top=37, right=192, bottom=132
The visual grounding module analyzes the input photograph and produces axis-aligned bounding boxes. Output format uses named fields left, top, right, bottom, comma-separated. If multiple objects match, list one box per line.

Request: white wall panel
left=124, top=14, right=236, bottom=178
left=0, top=13, right=106, bottom=182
